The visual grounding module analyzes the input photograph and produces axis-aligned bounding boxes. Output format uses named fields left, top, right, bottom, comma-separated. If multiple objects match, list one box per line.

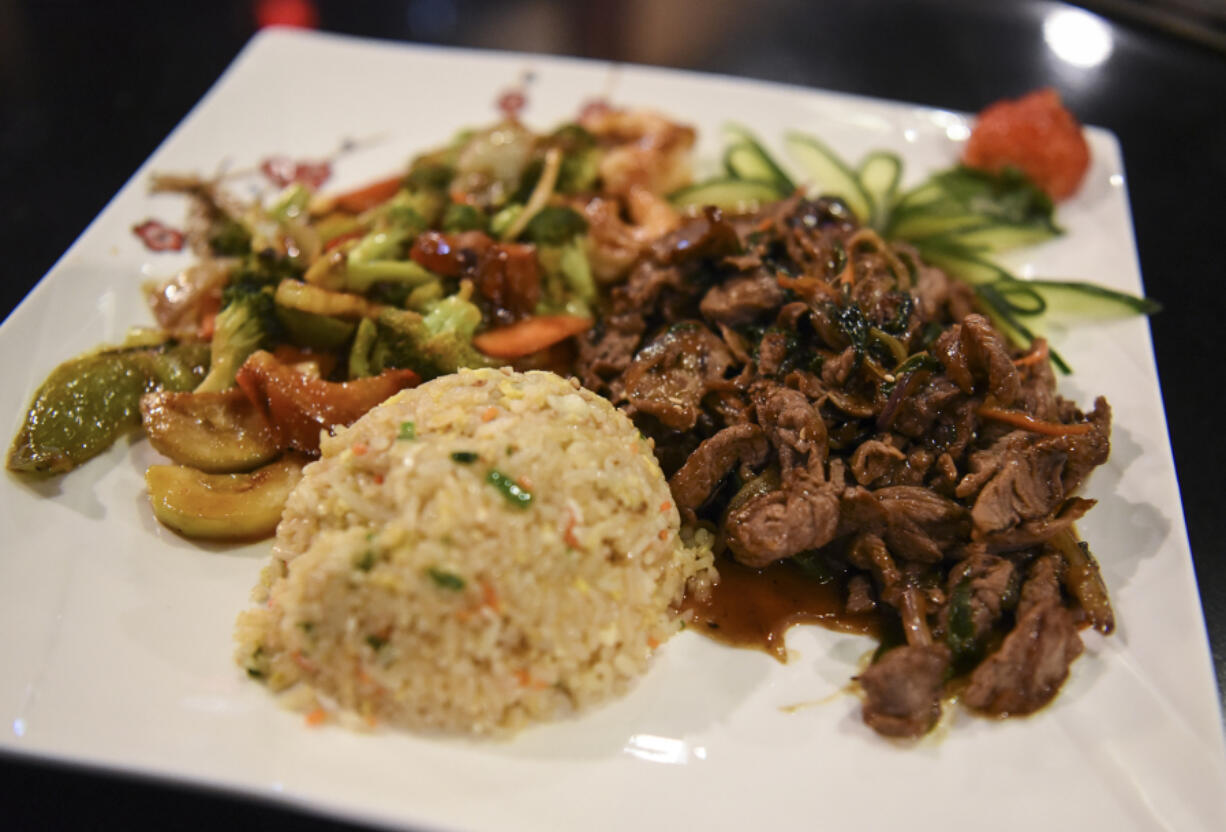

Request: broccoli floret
left=354, top=296, right=497, bottom=380
left=195, top=283, right=280, bottom=393
left=345, top=228, right=438, bottom=294
left=208, top=216, right=252, bottom=257
left=231, top=250, right=302, bottom=291
left=441, top=202, right=488, bottom=232
left=406, top=161, right=455, bottom=191
left=521, top=206, right=588, bottom=245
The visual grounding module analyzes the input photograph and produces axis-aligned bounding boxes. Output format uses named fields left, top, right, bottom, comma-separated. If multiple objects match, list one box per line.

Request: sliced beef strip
left=889, top=376, right=963, bottom=440
left=962, top=555, right=1084, bottom=716
left=933, top=313, right=1020, bottom=405
left=859, top=644, right=952, bottom=738
left=576, top=320, right=644, bottom=391
left=700, top=270, right=786, bottom=327
left=724, top=469, right=840, bottom=568
left=1014, top=350, right=1061, bottom=421
left=623, top=324, right=734, bottom=431
left=980, top=497, right=1095, bottom=552
left=1044, top=397, right=1111, bottom=495
left=967, top=436, right=1069, bottom=538
left=756, top=330, right=791, bottom=377
left=821, top=346, right=857, bottom=387
left=650, top=206, right=741, bottom=265
left=846, top=574, right=877, bottom=614
left=837, top=487, right=887, bottom=538
left=875, top=486, right=971, bottom=564
left=939, top=550, right=1018, bottom=643
left=850, top=439, right=906, bottom=486
left=750, top=381, right=828, bottom=472
left=668, top=423, right=770, bottom=513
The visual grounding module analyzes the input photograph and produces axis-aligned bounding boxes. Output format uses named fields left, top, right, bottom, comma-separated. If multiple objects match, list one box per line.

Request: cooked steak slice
left=859, top=644, right=952, bottom=738
left=875, top=486, right=971, bottom=563
left=668, top=424, right=769, bottom=513
left=962, top=555, right=1083, bottom=715
left=700, top=270, right=785, bottom=327
left=623, top=324, right=734, bottom=431
left=725, top=469, right=840, bottom=568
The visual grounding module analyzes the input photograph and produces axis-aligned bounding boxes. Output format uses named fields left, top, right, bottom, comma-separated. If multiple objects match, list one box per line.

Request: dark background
left=2, top=0, right=1224, bottom=829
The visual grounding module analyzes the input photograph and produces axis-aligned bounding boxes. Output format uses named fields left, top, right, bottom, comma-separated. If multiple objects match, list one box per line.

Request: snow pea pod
left=7, top=341, right=210, bottom=475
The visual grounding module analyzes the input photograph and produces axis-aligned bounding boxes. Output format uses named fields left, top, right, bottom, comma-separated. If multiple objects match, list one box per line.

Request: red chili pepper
left=132, top=219, right=185, bottom=252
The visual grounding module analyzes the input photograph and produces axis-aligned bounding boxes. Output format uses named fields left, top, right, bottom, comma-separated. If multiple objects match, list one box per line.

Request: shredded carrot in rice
left=481, top=407, right=498, bottom=422
left=481, top=579, right=501, bottom=612
left=514, top=669, right=548, bottom=689
left=291, top=651, right=318, bottom=673
left=305, top=707, right=327, bottom=726
left=660, top=500, right=672, bottom=513
left=647, top=636, right=660, bottom=649
left=978, top=405, right=1094, bottom=436
left=563, top=510, right=581, bottom=549
left=352, top=442, right=368, bottom=456
left=658, top=529, right=669, bottom=540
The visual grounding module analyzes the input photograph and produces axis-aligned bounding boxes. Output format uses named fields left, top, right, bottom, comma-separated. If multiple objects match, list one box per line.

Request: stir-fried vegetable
left=8, top=339, right=210, bottom=475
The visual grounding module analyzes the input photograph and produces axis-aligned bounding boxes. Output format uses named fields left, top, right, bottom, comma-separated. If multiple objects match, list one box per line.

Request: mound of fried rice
left=235, top=367, right=715, bottom=735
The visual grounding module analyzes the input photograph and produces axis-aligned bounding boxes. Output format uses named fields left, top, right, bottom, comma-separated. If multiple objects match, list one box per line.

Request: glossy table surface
left=2, top=0, right=1224, bottom=828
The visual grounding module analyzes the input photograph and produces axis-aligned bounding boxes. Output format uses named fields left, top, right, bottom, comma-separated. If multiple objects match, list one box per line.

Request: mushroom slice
left=145, top=454, right=306, bottom=541
left=141, top=388, right=280, bottom=473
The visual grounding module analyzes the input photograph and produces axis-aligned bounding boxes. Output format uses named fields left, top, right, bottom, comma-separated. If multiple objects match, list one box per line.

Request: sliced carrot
left=473, top=315, right=593, bottom=360
left=305, top=707, right=327, bottom=726
left=481, top=579, right=501, bottom=612
left=978, top=405, right=1094, bottom=436
left=332, top=174, right=404, bottom=214
left=563, top=509, right=581, bottom=549
left=198, top=312, right=217, bottom=341
left=322, top=228, right=366, bottom=252
left=1012, top=339, right=1050, bottom=367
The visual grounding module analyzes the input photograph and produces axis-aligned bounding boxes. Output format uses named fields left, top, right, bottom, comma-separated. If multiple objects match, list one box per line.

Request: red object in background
left=497, top=89, right=527, bottom=120
left=255, top=0, right=318, bottom=29
left=132, top=219, right=185, bottom=252
left=962, top=88, right=1091, bottom=201
left=259, top=156, right=332, bottom=189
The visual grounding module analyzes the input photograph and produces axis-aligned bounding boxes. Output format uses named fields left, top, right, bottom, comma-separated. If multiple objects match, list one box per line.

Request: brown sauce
left=682, top=556, right=880, bottom=661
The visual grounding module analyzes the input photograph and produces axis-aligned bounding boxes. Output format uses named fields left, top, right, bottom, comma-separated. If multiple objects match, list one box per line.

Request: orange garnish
left=481, top=407, right=499, bottom=422
left=305, top=707, right=327, bottom=726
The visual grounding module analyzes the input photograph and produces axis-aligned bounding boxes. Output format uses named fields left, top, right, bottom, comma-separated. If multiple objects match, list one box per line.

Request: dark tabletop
left=2, top=0, right=1224, bottom=828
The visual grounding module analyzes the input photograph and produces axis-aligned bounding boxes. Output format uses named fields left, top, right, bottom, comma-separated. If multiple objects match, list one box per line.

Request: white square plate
left=2, top=28, right=1223, bottom=832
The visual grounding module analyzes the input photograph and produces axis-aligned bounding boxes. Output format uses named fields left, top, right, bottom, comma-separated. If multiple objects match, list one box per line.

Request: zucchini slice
left=941, top=222, right=1061, bottom=254
left=784, top=132, right=872, bottom=223
left=670, top=177, right=785, bottom=213
left=857, top=150, right=902, bottom=229
left=723, top=124, right=796, bottom=193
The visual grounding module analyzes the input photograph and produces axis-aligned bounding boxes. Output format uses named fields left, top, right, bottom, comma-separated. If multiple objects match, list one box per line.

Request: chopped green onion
left=487, top=469, right=533, bottom=509
left=365, top=634, right=387, bottom=650
left=451, top=451, right=479, bottom=464
left=427, top=567, right=466, bottom=591
left=398, top=420, right=416, bottom=440
left=355, top=550, right=376, bottom=572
